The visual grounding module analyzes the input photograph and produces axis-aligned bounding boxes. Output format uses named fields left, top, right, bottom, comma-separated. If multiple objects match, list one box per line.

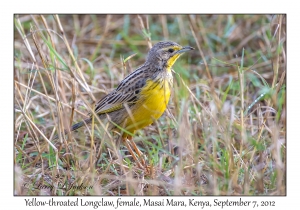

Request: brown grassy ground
left=14, top=14, right=286, bottom=195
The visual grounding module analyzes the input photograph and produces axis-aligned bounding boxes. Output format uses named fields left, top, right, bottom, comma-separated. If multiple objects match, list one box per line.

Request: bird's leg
left=122, top=137, right=144, bottom=169
left=127, top=136, right=146, bottom=167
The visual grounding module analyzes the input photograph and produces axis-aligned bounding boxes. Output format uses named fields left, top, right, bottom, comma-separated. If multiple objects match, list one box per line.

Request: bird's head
left=146, top=41, right=194, bottom=70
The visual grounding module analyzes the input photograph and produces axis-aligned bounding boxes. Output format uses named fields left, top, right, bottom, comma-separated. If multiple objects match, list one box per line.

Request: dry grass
left=14, top=14, right=286, bottom=195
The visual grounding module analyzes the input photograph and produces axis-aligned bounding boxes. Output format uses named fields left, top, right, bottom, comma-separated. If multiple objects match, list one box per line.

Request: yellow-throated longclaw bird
left=54, top=41, right=194, bottom=169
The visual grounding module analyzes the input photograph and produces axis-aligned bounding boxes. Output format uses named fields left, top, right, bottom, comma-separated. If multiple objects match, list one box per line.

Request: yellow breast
left=124, top=76, right=172, bottom=133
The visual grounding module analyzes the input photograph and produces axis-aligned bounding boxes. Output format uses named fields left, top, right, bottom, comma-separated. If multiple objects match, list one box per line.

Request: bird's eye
left=168, top=48, right=174, bottom=53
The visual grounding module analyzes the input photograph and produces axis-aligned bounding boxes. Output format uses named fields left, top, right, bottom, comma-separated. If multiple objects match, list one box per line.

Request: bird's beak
left=176, top=46, right=194, bottom=54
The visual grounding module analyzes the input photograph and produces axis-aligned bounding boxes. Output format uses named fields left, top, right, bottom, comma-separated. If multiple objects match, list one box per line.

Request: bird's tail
left=52, top=118, right=92, bottom=140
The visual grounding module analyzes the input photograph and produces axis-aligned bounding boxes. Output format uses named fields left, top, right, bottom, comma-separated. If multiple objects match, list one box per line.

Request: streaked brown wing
left=92, top=64, right=148, bottom=115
